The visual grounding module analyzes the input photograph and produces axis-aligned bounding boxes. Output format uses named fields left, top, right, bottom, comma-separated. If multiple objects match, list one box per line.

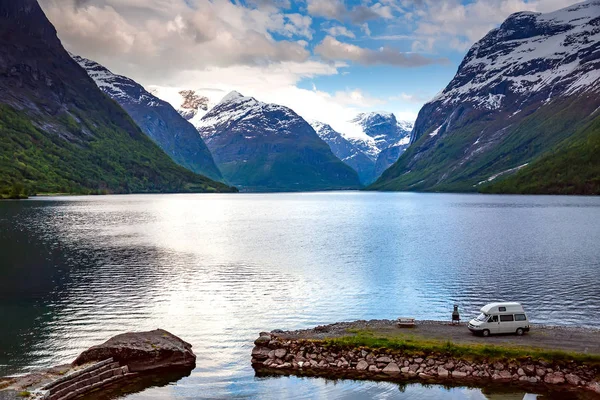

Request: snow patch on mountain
left=430, top=0, right=600, bottom=110
left=198, top=90, right=306, bottom=140
left=73, top=55, right=154, bottom=105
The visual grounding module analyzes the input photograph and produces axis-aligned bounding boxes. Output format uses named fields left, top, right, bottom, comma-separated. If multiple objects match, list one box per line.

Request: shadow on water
left=254, top=371, right=600, bottom=399
left=78, top=368, right=193, bottom=400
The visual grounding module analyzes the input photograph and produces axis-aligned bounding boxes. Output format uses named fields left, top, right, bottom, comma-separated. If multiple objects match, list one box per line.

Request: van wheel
left=482, top=329, right=490, bottom=337
left=516, top=328, right=524, bottom=336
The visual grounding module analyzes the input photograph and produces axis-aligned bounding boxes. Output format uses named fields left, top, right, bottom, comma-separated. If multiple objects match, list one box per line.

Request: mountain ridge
left=196, top=91, right=362, bottom=191
left=73, top=55, right=223, bottom=182
left=370, top=0, right=600, bottom=193
left=311, top=114, right=412, bottom=184
left=0, top=0, right=235, bottom=195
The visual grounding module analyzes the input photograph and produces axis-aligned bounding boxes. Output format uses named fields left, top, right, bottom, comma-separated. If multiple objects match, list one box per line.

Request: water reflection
left=0, top=193, right=599, bottom=399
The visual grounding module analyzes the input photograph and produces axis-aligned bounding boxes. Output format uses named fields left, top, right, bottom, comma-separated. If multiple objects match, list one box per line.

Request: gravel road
left=274, top=320, right=600, bottom=355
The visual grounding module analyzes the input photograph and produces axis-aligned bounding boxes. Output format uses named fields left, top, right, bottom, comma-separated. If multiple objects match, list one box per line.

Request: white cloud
left=324, top=25, right=356, bottom=38
left=331, top=89, right=387, bottom=107
left=306, top=0, right=395, bottom=23
left=39, top=0, right=312, bottom=82
left=404, top=0, right=581, bottom=52
left=315, top=36, right=449, bottom=67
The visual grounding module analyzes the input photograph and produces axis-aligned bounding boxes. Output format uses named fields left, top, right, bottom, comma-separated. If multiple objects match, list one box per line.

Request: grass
left=316, top=329, right=600, bottom=367
left=17, top=391, right=31, bottom=397
left=483, top=111, right=600, bottom=195
left=368, top=96, right=600, bottom=194
left=0, top=105, right=237, bottom=195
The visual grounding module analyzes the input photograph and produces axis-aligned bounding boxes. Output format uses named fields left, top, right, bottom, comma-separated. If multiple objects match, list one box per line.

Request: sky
left=39, top=0, right=581, bottom=133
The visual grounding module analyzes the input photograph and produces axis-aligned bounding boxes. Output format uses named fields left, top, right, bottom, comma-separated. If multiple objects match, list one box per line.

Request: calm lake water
left=1, top=192, right=600, bottom=399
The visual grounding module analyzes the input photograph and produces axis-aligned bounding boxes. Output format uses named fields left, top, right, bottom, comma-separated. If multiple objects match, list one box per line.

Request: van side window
left=499, top=307, right=506, bottom=312
left=491, top=315, right=498, bottom=322
left=515, top=314, right=527, bottom=321
left=500, top=315, right=514, bottom=322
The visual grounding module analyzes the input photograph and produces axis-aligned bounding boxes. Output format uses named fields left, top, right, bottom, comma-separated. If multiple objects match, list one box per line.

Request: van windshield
left=476, top=313, right=488, bottom=322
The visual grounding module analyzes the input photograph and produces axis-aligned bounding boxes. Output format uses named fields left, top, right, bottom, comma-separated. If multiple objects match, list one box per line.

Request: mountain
left=370, top=1, right=600, bottom=193
left=196, top=91, right=361, bottom=191
left=310, top=113, right=412, bottom=184
left=148, top=86, right=227, bottom=128
left=310, top=121, right=376, bottom=184
left=73, top=56, right=223, bottom=182
left=0, top=0, right=235, bottom=196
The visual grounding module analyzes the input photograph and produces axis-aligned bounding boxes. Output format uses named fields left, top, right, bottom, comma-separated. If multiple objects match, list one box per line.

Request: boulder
left=382, top=363, right=400, bottom=375
left=565, top=373, right=581, bottom=386
left=500, top=370, right=513, bottom=380
left=524, top=365, right=536, bottom=375
left=254, top=335, right=271, bottom=346
left=588, top=381, right=600, bottom=394
left=72, top=329, right=196, bottom=372
left=452, top=371, right=467, bottom=378
left=544, top=372, right=565, bottom=384
left=376, top=356, right=392, bottom=363
left=438, top=367, right=449, bottom=378
left=252, top=347, right=271, bottom=361
left=356, top=360, right=369, bottom=371
left=274, top=349, right=287, bottom=359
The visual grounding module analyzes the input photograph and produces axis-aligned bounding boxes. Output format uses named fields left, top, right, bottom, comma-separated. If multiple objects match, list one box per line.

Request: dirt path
left=276, top=320, right=600, bottom=355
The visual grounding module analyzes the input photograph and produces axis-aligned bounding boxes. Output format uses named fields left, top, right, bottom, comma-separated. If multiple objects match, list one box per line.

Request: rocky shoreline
left=0, top=329, right=195, bottom=400
left=251, top=321, right=600, bottom=396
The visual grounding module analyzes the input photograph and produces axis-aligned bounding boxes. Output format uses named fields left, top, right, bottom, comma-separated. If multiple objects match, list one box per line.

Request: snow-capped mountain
left=372, top=0, right=600, bottom=192
left=350, top=112, right=412, bottom=156
left=147, top=86, right=227, bottom=128
left=310, top=113, right=413, bottom=184
left=196, top=91, right=361, bottom=191
left=73, top=55, right=223, bottom=181
left=310, top=121, right=376, bottom=184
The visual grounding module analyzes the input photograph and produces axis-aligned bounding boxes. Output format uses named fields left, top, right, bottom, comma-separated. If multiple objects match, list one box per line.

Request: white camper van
left=468, top=302, right=530, bottom=337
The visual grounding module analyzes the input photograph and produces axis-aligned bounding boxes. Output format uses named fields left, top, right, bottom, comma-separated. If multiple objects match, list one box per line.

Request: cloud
left=306, top=0, right=394, bottom=23
left=389, top=92, right=434, bottom=103
left=39, top=0, right=312, bottom=82
left=332, top=89, right=387, bottom=107
left=402, top=0, right=581, bottom=51
left=315, top=36, right=449, bottom=67
left=306, top=0, right=346, bottom=19
left=324, top=25, right=355, bottom=38
left=284, top=13, right=313, bottom=39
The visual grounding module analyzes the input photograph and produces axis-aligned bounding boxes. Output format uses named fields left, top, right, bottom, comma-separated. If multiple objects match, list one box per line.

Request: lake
left=1, top=192, right=599, bottom=399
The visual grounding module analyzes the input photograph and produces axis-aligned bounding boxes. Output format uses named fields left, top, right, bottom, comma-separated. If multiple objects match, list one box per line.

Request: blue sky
left=40, top=0, right=580, bottom=132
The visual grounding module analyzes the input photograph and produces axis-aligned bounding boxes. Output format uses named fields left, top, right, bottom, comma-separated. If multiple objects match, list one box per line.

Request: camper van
left=468, top=302, right=530, bottom=337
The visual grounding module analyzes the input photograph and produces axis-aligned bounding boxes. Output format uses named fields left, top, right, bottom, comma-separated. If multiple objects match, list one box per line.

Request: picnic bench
left=397, top=317, right=415, bottom=327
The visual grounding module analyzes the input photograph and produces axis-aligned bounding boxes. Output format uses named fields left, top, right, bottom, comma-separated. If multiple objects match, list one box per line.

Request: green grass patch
left=317, top=330, right=600, bottom=366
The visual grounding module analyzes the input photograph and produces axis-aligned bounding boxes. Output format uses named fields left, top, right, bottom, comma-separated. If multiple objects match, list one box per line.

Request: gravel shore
left=275, top=320, right=600, bottom=354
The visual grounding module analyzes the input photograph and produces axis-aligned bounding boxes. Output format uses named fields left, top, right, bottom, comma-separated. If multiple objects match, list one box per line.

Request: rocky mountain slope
left=370, top=0, right=600, bottom=193
left=196, top=91, right=361, bottom=191
left=0, top=0, right=234, bottom=195
left=148, top=86, right=226, bottom=128
left=311, top=113, right=412, bottom=184
left=73, top=56, right=223, bottom=181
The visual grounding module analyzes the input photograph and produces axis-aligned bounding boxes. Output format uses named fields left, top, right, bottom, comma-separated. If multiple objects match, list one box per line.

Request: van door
left=488, top=315, right=500, bottom=334
left=499, top=314, right=515, bottom=333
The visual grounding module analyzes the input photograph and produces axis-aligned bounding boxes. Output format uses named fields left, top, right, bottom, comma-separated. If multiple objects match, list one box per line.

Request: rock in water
left=73, top=329, right=196, bottom=372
